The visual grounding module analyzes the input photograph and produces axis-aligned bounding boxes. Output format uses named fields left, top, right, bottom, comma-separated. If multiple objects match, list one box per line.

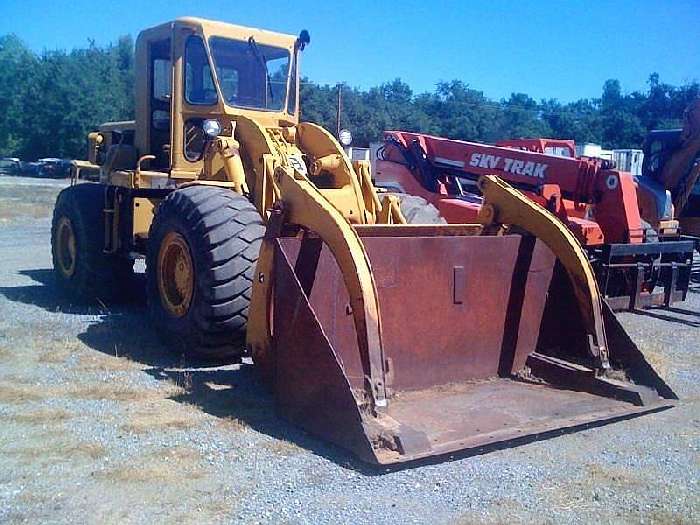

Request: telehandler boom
left=375, top=131, right=695, bottom=310
left=52, top=18, right=675, bottom=464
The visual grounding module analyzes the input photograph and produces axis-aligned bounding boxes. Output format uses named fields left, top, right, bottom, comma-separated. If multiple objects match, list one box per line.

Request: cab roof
left=140, top=17, right=298, bottom=48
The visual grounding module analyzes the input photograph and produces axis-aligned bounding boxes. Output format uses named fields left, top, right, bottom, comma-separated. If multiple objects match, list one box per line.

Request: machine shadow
left=629, top=307, right=700, bottom=327
left=0, top=268, right=677, bottom=473
left=690, top=261, right=700, bottom=292
left=144, top=366, right=674, bottom=474
left=0, top=269, right=109, bottom=316
left=142, top=365, right=377, bottom=470
left=1, top=269, right=183, bottom=368
left=663, top=306, right=700, bottom=318
left=0, top=268, right=370, bottom=469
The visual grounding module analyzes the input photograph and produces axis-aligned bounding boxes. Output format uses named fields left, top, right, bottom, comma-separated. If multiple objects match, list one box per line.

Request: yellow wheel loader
left=52, top=17, right=675, bottom=464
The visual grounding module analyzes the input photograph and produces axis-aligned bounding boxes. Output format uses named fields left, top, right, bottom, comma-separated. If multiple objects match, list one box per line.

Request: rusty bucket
left=268, top=227, right=676, bottom=464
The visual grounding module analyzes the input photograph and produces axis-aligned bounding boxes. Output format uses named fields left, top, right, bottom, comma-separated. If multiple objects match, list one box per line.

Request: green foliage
left=0, top=34, right=697, bottom=159
left=0, top=34, right=133, bottom=160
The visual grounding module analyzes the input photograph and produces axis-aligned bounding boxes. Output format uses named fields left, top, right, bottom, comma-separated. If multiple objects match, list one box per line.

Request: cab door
left=148, top=38, right=172, bottom=170
left=172, top=26, right=221, bottom=174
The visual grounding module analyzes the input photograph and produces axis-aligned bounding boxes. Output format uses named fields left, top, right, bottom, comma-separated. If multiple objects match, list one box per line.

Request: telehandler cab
left=52, top=18, right=675, bottom=464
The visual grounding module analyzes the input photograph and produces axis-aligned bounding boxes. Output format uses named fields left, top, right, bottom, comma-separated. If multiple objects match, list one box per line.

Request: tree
left=599, top=79, right=646, bottom=148
left=0, top=35, right=40, bottom=156
left=498, top=93, right=552, bottom=139
left=0, top=32, right=696, bottom=157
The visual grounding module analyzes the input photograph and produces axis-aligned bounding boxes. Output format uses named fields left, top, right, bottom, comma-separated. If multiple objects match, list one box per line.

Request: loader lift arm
left=247, top=164, right=389, bottom=409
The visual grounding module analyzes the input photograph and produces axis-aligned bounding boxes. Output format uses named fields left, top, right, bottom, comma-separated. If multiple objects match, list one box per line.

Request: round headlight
left=203, top=119, right=222, bottom=138
left=339, top=128, right=352, bottom=146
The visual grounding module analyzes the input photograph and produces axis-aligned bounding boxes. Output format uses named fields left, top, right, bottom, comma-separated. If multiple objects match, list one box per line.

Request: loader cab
left=642, top=129, right=682, bottom=182
left=134, top=18, right=301, bottom=178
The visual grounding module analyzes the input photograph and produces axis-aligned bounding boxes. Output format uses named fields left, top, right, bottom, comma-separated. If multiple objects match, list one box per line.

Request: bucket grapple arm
left=247, top=164, right=388, bottom=408
left=477, top=176, right=676, bottom=399
left=477, top=175, right=609, bottom=368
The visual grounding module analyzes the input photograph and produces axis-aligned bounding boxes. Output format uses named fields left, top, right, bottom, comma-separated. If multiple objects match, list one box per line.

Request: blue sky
left=1, top=0, right=698, bottom=102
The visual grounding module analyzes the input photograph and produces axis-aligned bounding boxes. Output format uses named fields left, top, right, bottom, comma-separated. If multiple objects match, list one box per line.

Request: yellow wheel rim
left=55, top=216, right=77, bottom=278
left=158, top=231, right=195, bottom=318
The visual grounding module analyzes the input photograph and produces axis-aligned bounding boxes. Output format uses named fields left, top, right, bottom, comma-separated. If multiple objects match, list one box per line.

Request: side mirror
left=297, top=30, right=310, bottom=51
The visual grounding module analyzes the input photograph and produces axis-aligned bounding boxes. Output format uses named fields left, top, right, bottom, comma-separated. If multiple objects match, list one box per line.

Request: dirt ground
left=0, top=176, right=698, bottom=524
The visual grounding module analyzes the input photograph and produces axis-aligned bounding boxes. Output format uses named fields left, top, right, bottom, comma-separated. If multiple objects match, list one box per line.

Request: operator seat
left=103, top=144, right=139, bottom=173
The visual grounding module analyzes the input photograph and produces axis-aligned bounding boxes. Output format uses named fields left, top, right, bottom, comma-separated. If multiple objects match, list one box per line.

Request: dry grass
left=121, top=402, right=201, bottom=434
left=36, top=339, right=86, bottom=365
left=37, top=347, right=74, bottom=364
left=69, top=442, right=107, bottom=460
left=67, top=383, right=150, bottom=401
left=639, top=340, right=672, bottom=379
left=0, top=381, right=45, bottom=404
left=457, top=498, right=528, bottom=524
left=215, top=416, right=247, bottom=432
left=98, top=446, right=204, bottom=483
left=203, top=380, right=233, bottom=391
left=76, top=352, right=139, bottom=372
left=644, top=353, right=672, bottom=381
left=2, top=440, right=107, bottom=461
left=67, top=380, right=184, bottom=402
left=584, top=463, right=646, bottom=487
left=0, top=201, right=54, bottom=222
left=36, top=337, right=139, bottom=371
left=1, top=371, right=183, bottom=406
left=645, top=509, right=698, bottom=524
left=0, top=183, right=61, bottom=222
left=538, top=462, right=651, bottom=515
left=262, top=438, right=303, bottom=457
left=17, top=491, right=54, bottom=505
left=9, top=408, right=71, bottom=424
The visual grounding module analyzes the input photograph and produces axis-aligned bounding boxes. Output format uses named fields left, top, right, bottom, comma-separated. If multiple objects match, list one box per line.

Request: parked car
left=0, top=157, right=21, bottom=175
left=36, top=158, right=71, bottom=178
left=20, top=162, right=41, bottom=177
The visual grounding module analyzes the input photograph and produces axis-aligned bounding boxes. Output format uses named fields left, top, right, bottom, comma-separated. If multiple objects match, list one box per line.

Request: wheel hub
left=158, top=232, right=194, bottom=317
left=55, top=216, right=77, bottom=278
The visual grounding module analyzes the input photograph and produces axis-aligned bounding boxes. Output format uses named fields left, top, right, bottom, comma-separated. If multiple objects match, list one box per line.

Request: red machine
left=496, top=138, right=576, bottom=158
left=375, top=131, right=696, bottom=309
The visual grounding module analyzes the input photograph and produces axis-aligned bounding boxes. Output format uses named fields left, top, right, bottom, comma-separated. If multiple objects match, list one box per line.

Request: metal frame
left=594, top=239, right=695, bottom=310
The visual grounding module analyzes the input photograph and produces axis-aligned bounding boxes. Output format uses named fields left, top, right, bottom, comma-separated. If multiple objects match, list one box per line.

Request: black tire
left=51, top=183, right=133, bottom=303
left=146, top=185, right=265, bottom=361
left=390, top=193, right=446, bottom=224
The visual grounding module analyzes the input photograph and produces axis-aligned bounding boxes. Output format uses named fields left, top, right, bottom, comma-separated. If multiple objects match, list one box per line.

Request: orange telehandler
left=375, top=130, right=696, bottom=311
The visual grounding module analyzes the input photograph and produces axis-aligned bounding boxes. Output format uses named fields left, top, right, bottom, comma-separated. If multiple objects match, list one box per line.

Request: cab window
left=185, top=36, right=218, bottom=105
left=149, top=38, right=171, bottom=169
left=153, top=58, right=171, bottom=101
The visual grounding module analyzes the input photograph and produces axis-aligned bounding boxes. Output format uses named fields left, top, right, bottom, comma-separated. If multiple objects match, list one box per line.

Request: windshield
left=209, top=36, right=291, bottom=112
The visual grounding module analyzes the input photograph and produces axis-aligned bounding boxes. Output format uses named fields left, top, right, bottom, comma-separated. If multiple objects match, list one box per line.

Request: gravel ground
left=0, top=176, right=698, bottom=524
